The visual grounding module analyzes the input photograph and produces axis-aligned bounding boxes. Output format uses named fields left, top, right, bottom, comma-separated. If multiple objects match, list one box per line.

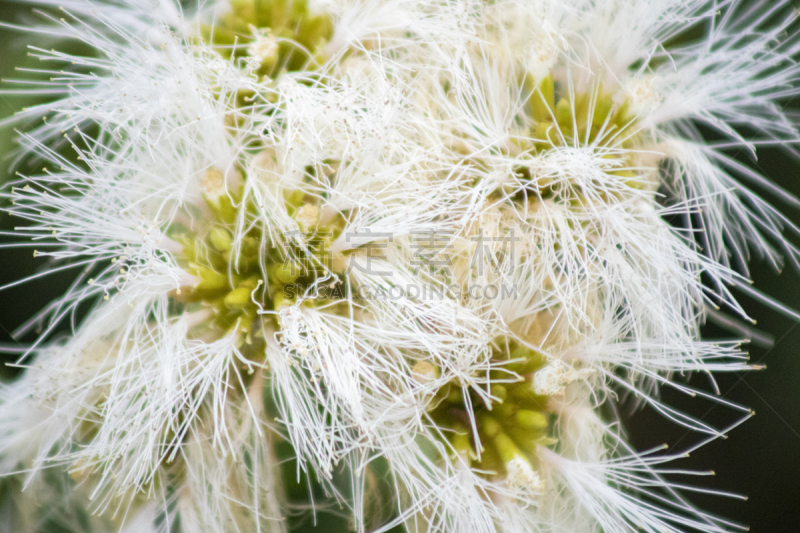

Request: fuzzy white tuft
left=0, top=0, right=798, bottom=532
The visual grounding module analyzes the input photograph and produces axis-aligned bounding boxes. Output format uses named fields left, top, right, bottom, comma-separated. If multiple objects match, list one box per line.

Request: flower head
left=1, top=0, right=798, bottom=531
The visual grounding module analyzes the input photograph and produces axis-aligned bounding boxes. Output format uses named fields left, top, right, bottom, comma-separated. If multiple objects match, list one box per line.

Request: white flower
left=0, top=0, right=798, bottom=532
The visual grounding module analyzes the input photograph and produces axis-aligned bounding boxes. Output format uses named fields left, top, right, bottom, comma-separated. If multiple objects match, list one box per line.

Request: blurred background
left=0, top=1, right=799, bottom=531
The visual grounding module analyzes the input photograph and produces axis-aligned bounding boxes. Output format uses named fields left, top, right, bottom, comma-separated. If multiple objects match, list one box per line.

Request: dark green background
left=0, top=2, right=798, bottom=531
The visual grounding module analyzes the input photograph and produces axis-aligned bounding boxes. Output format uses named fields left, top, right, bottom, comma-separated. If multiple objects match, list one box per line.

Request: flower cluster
left=1, top=0, right=799, bottom=532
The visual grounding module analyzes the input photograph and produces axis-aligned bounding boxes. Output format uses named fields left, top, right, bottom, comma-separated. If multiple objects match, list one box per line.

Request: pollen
left=201, top=167, right=225, bottom=196
left=294, top=203, right=320, bottom=232
left=411, top=361, right=439, bottom=385
left=532, top=359, right=593, bottom=397
left=505, top=455, right=545, bottom=493
left=247, top=28, right=278, bottom=67
left=619, top=75, right=663, bottom=117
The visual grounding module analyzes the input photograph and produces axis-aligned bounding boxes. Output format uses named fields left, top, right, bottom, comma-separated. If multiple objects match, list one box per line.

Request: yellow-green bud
left=508, top=345, right=547, bottom=374
left=493, top=432, right=523, bottom=465
left=224, top=287, right=252, bottom=309
left=452, top=432, right=472, bottom=464
left=490, top=384, right=507, bottom=403
left=480, top=415, right=502, bottom=438
left=555, top=98, right=572, bottom=126
left=592, top=95, right=613, bottom=127
left=530, top=72, right=554, bottom=122
left=209, top=227, right=233, bottom=252
left=195, top=267, right=229, bottom=291
left=283, top=188, right=305, bottom=209
left=515, top=410, right=548, bottom=430
left=272, top=290, right=294, bottom=310
left=270, top=261, right=301, bottom=284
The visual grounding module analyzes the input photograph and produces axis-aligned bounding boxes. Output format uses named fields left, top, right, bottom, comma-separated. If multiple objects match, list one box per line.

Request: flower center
left=200, top=0, right=335, bottom=77
left=503, top=72, right=652, bottom=205
left=427, top=341, right=555, bottom=492
left=169, top=175, right=345, bottom=343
